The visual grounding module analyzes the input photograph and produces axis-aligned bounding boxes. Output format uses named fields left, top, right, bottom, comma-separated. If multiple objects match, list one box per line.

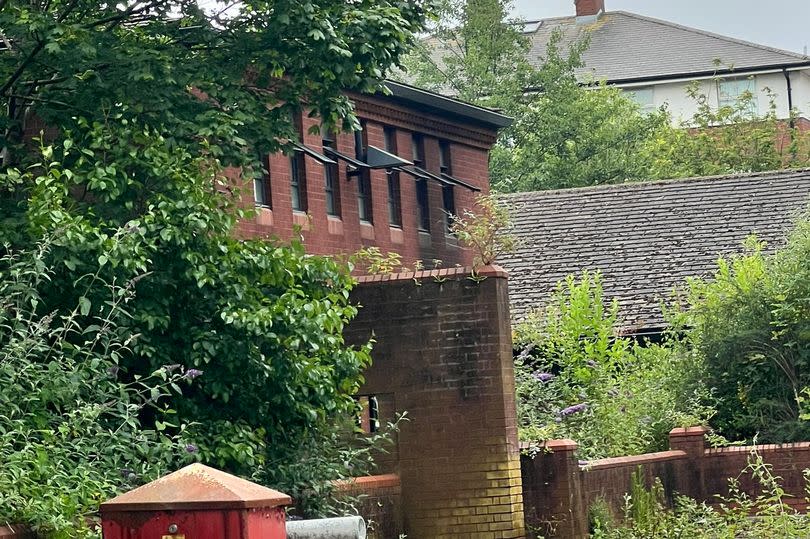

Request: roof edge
left=499, top=168, right=810, bottom=200
left=383, top=80, right=513, bottom=129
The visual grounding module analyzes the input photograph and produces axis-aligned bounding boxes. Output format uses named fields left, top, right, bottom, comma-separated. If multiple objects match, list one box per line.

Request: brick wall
left=345, top=266, right=526, bottom=539
left=236, top=95, right=497, bottom=269
left=336, top=475, right=404, bottom=539
left=521, top=426, right=810, bottom=538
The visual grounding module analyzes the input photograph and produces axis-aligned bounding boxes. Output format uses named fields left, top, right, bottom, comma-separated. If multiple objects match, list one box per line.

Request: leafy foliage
left=402, top=0, right=531, bottom=107
left=0, top=239, right=192, bottom=538
left=450, top=194, right=515, bottom=269
left=0, top=0, right=434, bottom=527
left=673, top=216, right=810, bottom=443
left=514, top=272, right=709, bottom=459
left=646, top=81, right=810, bottom=179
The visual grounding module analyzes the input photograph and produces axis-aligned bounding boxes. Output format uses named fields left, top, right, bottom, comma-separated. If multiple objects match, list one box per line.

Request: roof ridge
left=612, top=10, right=808, bottom=62
left=500, top=168, right=810, bottom=200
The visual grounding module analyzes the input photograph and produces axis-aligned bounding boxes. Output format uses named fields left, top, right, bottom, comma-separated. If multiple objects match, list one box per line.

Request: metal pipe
left=783, top=67, right=795, bottom=128
left=286, top=516, right=367, bottom=539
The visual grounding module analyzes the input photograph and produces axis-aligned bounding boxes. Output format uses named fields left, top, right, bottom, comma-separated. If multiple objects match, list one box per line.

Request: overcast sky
left=513, top=0, right=810, bottom=55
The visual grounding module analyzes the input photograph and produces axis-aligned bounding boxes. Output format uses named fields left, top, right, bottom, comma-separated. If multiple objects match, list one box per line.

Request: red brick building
left=236, top=81, right=511, bottom=267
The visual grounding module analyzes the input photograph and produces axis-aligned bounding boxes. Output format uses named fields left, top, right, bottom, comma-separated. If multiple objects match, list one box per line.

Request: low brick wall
left=521, top=427, right=810, bottom=538
left=0, top=526, right=33, bottom=538
left=336, top=474, right=404, bottom=539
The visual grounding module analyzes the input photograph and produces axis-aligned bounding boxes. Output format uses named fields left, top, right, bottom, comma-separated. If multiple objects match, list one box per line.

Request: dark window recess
left=322, top=127, right=340, bottom=217
left=290, top=112, right=307, bottom=212
left=412, top=133, right=425, bottom=167
left=356, top=120, right=373, bottom=223
left=442, top=184, right=455, bottom=233
left=416, top=178, right=430, bottom=231
left=254, top=154, right=272, bottom=208
left=356, top=395, right=380, bottom=434
left=384, top=126, right=402, bottom=227
left=439, top=140, right=452, bottom=174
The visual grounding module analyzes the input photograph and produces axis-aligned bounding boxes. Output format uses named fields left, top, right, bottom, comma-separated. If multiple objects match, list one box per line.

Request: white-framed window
left=718, top=77, right=757, bottom=115
left=625, top=87, right=656, bottom=114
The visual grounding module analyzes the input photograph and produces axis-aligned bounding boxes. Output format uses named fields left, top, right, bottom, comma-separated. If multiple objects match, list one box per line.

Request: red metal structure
left=100, top=463, right=291, bottom=539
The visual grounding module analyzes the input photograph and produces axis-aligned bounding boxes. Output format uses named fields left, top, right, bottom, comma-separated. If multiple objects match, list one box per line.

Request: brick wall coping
left=669, top=426, right=709, bottom=438
left=354, top=264, right=508, bottom=285
left=581, top=450, right=687, bottom=471
left=333, top=473, right=401, bottom=492
left=520, top=439, right=578, bottom=453
left=705, top=442, right=810, bottom=455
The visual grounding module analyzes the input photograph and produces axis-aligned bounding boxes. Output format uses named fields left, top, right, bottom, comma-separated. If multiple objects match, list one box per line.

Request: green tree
left=401, top=0, right=531, bottom=107
left=490, top=32, right=669, bottom=192
left=0, top=0, right=432, bottom=522
left=400, top=5, right=669, bottom=191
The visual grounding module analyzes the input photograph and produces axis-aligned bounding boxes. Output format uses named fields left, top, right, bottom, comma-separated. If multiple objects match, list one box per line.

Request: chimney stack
left=575, top=0, right=605, bottom=23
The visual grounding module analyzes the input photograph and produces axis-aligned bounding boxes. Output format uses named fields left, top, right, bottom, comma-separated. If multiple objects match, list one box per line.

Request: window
left=321, top=126, right=341, bottom=217
left=290, top=112, right=307, bottom=212
left=718, top=77, right=757, bottom=115
left=412, top=133, right=429, bottom=231
left=384, top=126, right=402, bottom=227
left=439, top=140, right=452, bottom=175
left=356, top=395, right=380, bottom=434
left=411, top=133, right=425, bottom=167
left=625, top=87, right=656, bottom=114
left=416, top=179, right=430, bottom=231
left=442, top=184, right=455, bottom=234
left=356, top=120, right=373, bottom=223
left=253, top=154, right=272, bottom=208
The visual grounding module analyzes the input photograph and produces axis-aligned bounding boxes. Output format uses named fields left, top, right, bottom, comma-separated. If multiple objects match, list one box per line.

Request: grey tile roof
left=527, top=12, right=809, bottom=83
left=499, top=169, right=810, bottom=331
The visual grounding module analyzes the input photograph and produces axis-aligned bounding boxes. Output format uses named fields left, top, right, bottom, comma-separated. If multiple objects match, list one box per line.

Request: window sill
left=360, top=221, right=375, bottom=240
left=328, top=215, right=343, bottom=236
left=293, top=211, right=311, bottom=231
left=390, top=226, right=404, bottom=244
left=255, top=206, right=273, bottom=226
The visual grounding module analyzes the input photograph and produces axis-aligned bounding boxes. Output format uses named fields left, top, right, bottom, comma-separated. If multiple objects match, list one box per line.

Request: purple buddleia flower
left=532, top=372, right=554, bottom=383
left=516, top=343, right=535, bottom=362
left=184, top=368, right=203, bottom=380
left=185, top=443, right=199, bottom=454
left=560, top=403, right=588, bottom=417
left=587, top=360, right=598, bottom=368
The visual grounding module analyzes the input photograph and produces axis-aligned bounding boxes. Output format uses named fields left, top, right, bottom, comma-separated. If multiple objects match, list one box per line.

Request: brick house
left=236, top=80, right=511, bottom=268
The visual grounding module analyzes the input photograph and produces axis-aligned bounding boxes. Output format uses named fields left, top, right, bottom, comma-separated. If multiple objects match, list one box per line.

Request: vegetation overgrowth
left=515, top=211, right=810, bottom=456
left=513, top=272, right=710, bottom=459
left=0, top=0, right=433, bottom=534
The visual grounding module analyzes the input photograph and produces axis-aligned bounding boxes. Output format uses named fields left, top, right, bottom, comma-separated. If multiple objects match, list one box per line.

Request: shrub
left=0, top=239, right=192, bottom=537
left=674, top=216, right=810, bottom=443
left=514, top=271, right=710, bottom=459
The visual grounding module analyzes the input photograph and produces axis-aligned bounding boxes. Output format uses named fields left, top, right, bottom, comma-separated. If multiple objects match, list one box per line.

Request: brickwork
left=345, top=267, right=526, bottom=539
left=335, top=475, right=404, bottom=539
left=521, top=427, right=810, bottom=538
left=236, top=94, right=497, bottom=269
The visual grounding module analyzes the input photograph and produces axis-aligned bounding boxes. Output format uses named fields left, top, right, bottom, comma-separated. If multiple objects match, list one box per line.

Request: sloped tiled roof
left=526, top=11, right=809, bottom=83
left=499, top=169, right=810, bottom=331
